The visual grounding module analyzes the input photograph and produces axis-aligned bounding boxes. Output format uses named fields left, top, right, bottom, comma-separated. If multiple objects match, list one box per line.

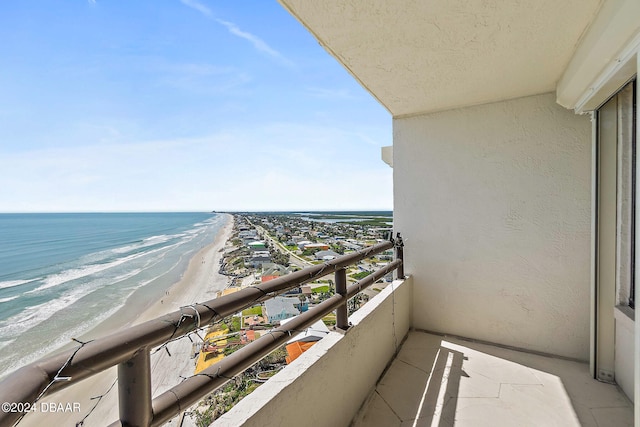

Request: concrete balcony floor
left=352, top=331, right=633, bottom=427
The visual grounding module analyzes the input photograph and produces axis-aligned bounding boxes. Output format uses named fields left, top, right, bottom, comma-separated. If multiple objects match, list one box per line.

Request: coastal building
left=341, top=241, right=362, bottom=251
left=296, top=240, right=313, bottom=250
left=261, top=265, right=291, bottom=282
left=214, top=1, right=639, bottom=426
left=263, top=296, right=301, bottom=324
left=301, top=243, right=330, bottom=251
left=376, top=249, right=394, bottom=261
left=247, top=241, right=267, bottom=251
left=247, top=252, right=271, bottom=269
left=314, top=250, right=340, bottom=261
left=281, top=318, right=331, bottom=364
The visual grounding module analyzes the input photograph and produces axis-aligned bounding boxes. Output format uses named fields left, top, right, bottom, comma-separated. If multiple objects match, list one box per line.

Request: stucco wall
left=394, top=93, right=591, bottom=360
left=213, top=277, right=412, bottom=427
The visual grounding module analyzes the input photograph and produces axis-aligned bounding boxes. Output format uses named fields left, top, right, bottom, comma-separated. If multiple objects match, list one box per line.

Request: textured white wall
left=394, top=93, right=592, bottom=360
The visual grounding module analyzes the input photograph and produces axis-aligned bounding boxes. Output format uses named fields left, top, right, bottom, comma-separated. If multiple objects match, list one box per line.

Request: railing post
left=118, top=348, right=152, bottom=427
left=335, top=268, right=349, bottom=330
left=395, top=233, right=404, bottom=279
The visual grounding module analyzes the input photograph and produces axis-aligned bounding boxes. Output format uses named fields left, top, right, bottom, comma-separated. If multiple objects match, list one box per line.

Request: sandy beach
left=18, top=213, right=234, bottom=427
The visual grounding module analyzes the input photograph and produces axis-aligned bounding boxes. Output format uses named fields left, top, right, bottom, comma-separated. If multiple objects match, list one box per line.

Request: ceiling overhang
left=279, top=0, right=603, bottom=117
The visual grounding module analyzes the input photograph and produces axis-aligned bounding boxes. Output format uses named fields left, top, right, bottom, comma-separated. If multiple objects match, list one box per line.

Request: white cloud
left=177, top=0, right=292, bottom=67
left=179, top=0, right=211, bottom=17
left=216, top=19, right=294, bottom=67
left=0, top=123, right=392, bottom=212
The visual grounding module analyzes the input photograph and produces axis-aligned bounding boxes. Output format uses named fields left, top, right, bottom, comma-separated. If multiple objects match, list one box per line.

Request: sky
left=0, top=1, right=393, bottom=213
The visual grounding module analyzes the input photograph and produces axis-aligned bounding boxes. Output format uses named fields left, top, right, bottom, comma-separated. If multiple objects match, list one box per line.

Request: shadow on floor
left=352, top=331, right=633, bottom=427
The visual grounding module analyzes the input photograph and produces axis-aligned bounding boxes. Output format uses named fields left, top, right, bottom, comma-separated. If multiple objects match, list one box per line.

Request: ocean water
left=0, top=212, right=226, bottom=378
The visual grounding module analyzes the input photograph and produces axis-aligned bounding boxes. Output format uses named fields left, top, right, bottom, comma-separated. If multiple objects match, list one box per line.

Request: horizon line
left=0, top=209, right=394, bottom=214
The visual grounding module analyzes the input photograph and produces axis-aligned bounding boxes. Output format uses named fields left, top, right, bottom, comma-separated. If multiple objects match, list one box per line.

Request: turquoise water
left=0, top=212, right=225, bottom=377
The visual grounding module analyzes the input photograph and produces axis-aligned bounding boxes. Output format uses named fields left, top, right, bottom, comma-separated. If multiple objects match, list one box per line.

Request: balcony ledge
left=213, top=277, right=413, bottom=427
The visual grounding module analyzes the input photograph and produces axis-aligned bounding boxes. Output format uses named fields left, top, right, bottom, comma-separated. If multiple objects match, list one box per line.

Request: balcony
left=274, top=1, right=640, bottom=424
left=1, top=240, right=633, bottom=426
left=0, top=240, right=405, bottom=427
left=213, top=278, right=633, bottom=427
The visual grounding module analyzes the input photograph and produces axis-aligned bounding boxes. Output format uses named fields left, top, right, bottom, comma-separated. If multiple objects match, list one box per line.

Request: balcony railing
left=0, top=235, right=404, bottom=427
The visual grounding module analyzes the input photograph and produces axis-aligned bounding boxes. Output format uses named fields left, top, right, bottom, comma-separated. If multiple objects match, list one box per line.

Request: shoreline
left=18, top=213, right=235, bottom=426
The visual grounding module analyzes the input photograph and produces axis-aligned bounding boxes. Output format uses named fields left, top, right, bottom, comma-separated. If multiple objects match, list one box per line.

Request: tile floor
left=352, top=331, right=633, bottom=427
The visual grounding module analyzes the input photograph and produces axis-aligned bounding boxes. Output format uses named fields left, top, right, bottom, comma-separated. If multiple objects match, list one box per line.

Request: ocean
left=0, top=212, right=226, bottom=378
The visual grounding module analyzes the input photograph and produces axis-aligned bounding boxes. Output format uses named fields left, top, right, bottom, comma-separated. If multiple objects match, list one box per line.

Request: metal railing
left=0, top=235, right=404, bottom=427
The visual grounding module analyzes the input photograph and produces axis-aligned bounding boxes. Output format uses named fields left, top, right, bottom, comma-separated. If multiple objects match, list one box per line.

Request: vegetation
left=191, top=346, right=288, bottom=426
left=311, top=285, right=330, bottom=293
left=322, top=313, right=336, bottom=327
left=258, top=347, right=287, bottom=368
left=351, top=271, right=372, bottom=280
left=348, top=293, right=369, bottom=315
left=270, top=250, right=290, bottom=266
left=302, top=248, right=320, bottom=256
left=242, top=306, right=263, bottom=316
left=341, top=219, right=392, bottom=227
left=330, top=243, right=345, bottom=254
left=231, top=316, right=241, bottom=332
left=221, top=316, right=241, bottom=333
left=295, top=212, right=391, bottom=220
left=223, top=343, right=242, bottom=356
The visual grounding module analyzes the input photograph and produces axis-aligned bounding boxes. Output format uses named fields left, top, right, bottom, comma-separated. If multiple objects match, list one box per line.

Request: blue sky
left=0, top=0, right=392, bottom=212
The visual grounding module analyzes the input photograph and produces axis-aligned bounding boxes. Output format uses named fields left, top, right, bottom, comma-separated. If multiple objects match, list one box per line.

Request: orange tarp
left=285, top=341, right=317, bottom=364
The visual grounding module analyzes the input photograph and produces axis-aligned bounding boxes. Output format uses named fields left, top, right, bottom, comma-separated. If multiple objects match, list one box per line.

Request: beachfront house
left=238, top=229, right=258, bottom=241
left=264, top=296, right=301, bottom=325
left=247, top=252, right=271, bottom=269
left=213, top=1, right=639, bottom=425
left=247, top=240, right=267, bottom=251
left=261, top=264, right=291, bottom=282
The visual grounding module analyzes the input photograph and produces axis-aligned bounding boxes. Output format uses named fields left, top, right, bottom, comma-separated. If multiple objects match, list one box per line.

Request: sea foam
left=0, top=212, right=224, bottom=378
left=0, top=279, right=34, bottom=290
